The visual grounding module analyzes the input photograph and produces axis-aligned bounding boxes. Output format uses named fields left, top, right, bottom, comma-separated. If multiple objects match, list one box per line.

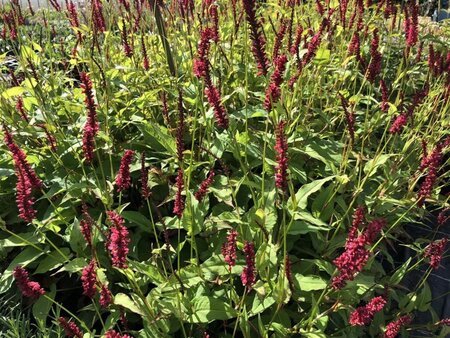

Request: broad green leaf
left=293, top=211, right=329, bottom=227
left=35, top=248, right=71, bottom=274
left=122, top=211, right=152, bottom=233
left=364, top=154, right=393, bottom=177
left=187, top=296, right=237, bottom=323
left=291, top=176, right=335, bottom=210
left=2, top=86, right=26, bottom=99
left=0, top=232, right=44, bottom=247
left=114, top=293, right=146, bottom=316
left=33, top=284, right=56, bottom=325
left=294, top=274, right=327, bottom=291
left=137, top=121, right=176, bottom=155
left=249, top=294, right=276, bottom=316
left=58, top=258, right=87, bottom=274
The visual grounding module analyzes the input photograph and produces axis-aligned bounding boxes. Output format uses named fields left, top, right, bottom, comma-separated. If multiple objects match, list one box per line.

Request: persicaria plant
left=0, top=0, right=449, bottom=337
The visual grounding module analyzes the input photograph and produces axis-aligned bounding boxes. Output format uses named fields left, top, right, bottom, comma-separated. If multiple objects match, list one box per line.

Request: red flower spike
left=285, top=254, right=295, bottom=291
left=349, top=295, right=387, bottom=326
left=241, top=241, right=256, bottom=288
left=264, top=55, right=288, bottom=111
left=272, top=20, right=287, bottom=60
left=274, top=120, right=289, bottom=191
left=332, top=217, right=386, bottom=289
left=92, top=0, right=106, bottom=32
left=121, top=20, right=133, bottom=58
left=81, top=259, right=97, bottom=298
left=16, top=96, right=29, bottom=122
left=140, top=152, right=151, bottom=199
left=241, top=0, right=269, bottom=75
left=438, top=318, right=450, bottom=326
left=195, top=170, right=215, bottom=201
left=418, top=144, right=442, bottom=206
left=80, top=203, right=93, bottom=246
left=173, top=169, right=185, bottom=218
left=107, top=211, right=130, bottom=269
left=58, top=317, right=83, bottom=338
left=115, top=150, right=135, bottom=192
left=347, top=206, right=365, bottom=246
left=99, top=284, right=112, bottom=308
left=141, top=35, right=149, bottom=70
left=104, top=330, right=132, bottom=338
left=366, top=29, right=382, bottom=82
left=13, top=266, right=45, bottom=299
left=380, top=79, right=389, bottom=112
left=384, top=315, right=412, bottom=338
left=405, top=0, right=418, bottom=48
left=389, top=113, right=408, bottom=134
left=424, top=237, right=448, bottom=269
left=290, top=25, right=303, bottom=55
left=221, top=229, right=238, bottom=271
left=80, top=72, right=99, bottom=162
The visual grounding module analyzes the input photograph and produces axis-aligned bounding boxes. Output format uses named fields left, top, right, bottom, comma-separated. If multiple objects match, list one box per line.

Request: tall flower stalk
left=241, top=0, right=269, bottom=75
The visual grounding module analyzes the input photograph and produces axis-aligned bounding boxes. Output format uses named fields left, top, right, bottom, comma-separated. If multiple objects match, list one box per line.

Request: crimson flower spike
left=195, top=170, right=215, bottom=201
left=80, top=72, right=99, bottom=162
left=80, top=203, right=93, bottom=247
left=339, top=94, right=355, bottom=143
left=241, top=241, right=256, bottom=289
left=405, top=0, right=418, bottom=49
left=349, top=295, right=387, bottom=326
left=140, top=152, right=151, bottom=199
left=383, top=315, right=412, bottom=338
left=141, top=35, right=149, bottom=70
left=13, top=266, right=45, bottom=298
left=264, top=55, right=288, bottom=111
left=366, top=29, right=382, bottom=82
left=121, top=20, right=133, bottom=58
left=417, top=143, right=443, bottom=206
left=106, top=211, right=130, bottom=269
left=331, top=217, right=386, bottom=289
left=173, top=169, right=185, bottom=218
left=424, top=237, right=448, bottom=270
left=241, top=0, right=269, bottom=75
left=115, top=150, right=135, bottom=192
left=380, top=79, right=389, bottom=112
left=81, top=258, right=97, bottom=298
left=221, top=229, right=237, bottom=271
left=272, top=19, right=287, bottom=60
left=58, top=317, right=83, bottom=338
left=274, top=120, right=289, bottom=192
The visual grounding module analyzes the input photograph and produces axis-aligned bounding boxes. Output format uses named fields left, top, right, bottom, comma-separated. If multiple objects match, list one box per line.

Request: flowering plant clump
left=0, top=0, right=450, bottom=337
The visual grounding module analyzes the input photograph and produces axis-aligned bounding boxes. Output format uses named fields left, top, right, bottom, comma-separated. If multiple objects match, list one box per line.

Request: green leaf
left=58, top=258, right=87, bottom=274
left=137, top=120, right=176, bottom=155
left=364, top=154, right=393, bottom=178
left=0, top=232, right=44, bottom=247
left=35, top=248, right=71, bottom=274
left=1, top=86, right=26, bottom=99
left=390, top=257, right=411, bottom=285
left=114, top=293, right=146, bottom=316
left=299, top=330, right=327, bottom=338
left=290, top=176, right=335, bottom=210
left=294, top=274, right=328, bottom=291
left=187, top=296, right=237, bottom=323
left=122, top=211, right=152, bottom=233
left=255, top=242, right=278, bottom=280
left=33, top=284, right=56, bottom=325
left=249, top=294, right=276, bottom=316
